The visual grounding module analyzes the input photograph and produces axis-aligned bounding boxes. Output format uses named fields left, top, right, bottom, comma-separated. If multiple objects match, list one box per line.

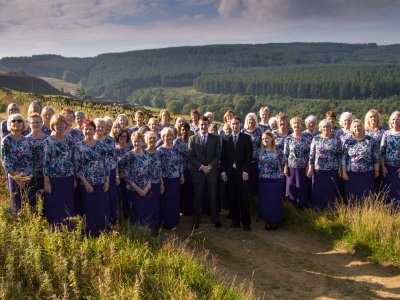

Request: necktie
left=233, top=135, right=238, bottom=149
left=202, top=135, right=206, bottom=146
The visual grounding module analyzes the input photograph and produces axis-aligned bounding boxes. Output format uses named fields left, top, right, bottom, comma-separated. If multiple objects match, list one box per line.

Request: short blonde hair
left=27, top=113, right=42, bottom=123
left=290, top=117, right=302, bottom=129
left=159, top=109, right=171, bottom=120
left=160, top=127, right=174, bottom=140
left=7, top=113, right=28, bottom=131
left=41, top=106, right=55, bottom=118
left=350, top=119, right=364, bottom=134
left=131, top=132, right=144, bottom=143
left=148, top=117, right=159, bottom=125
left=145, top=130, right=157, bottom=143
left=244, top=112, right=259, bottom=130
left=388, top=111, right=400, bottom=129
left=103, top=116, right=113, bottom=126
left=259, top=106, right=270, bottom=116
left=117, top=114, right=130, bottom=126
left=364, top=109, right=380, bottom=131
left=50, top=114, right=67, bottom=131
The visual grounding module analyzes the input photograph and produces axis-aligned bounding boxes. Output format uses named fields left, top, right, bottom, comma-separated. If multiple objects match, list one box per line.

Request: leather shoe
left=243, top=226, right=251, bottom=232
left=192, top=223, right=199, bottom=230
left=230, top=223, right=240, bottom=228
left=214, top=222, right=222, bottom=228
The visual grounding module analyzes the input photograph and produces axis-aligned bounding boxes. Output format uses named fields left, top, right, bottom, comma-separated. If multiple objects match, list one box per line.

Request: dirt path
left=169, top=212, right=400, bottom=299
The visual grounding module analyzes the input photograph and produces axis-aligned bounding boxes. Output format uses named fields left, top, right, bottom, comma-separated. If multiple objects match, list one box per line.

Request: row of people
left=2, top=102, right=400, bottom=233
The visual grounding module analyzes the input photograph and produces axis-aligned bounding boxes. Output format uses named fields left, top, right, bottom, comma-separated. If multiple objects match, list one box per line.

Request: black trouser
left=192, top=175, right=219, bottom=224
left=228, top=169, right=250, bottom=227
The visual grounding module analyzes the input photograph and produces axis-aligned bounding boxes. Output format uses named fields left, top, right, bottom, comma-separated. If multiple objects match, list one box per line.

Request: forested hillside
left=1, top=43, right=400, bottom=101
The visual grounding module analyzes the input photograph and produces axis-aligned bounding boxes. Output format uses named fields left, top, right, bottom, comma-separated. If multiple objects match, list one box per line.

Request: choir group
left=1, top=101, right=400, bottom=235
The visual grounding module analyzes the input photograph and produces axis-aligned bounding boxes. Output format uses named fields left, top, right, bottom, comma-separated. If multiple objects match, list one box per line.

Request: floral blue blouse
left=303, top=130, right=319, bottom=143
left=173, top=138, right=191, bottom=171
left=272, top=130, right=290, bottom=155
left=366, top=128, right=385, bottom=148
left=1, top=120, right=8, bottom=139
left=66, top=128, right=84, bottom=145
left=157, top=124, right=174, bottom=135
left=131, top=125, right=150, bottom=134
left=242, top=127, right=262, bottom=160
left=335, top=128, right=352, bottom=145
left=43, top=136, right=75, bottom=177
left=342, top=136, right=379, bottom=172
left=309, top=135, right=342, bottom=170
left=99, top=137, right=117, bottom=170
left=26, top=135, right=46, bottom=178
left=380, top=130, right=400, bottom=167
left=258, top=123, right=272, bottom=132
left=284, top=134, right=311, bottom=168
left=115, top=145, right=132, bottom=161
left=190, top=123, right=200, bottom=134
left=146, top=151, right=162, bottom=184
left=1, top=135, right=33, bottom=175
left=42, top=125, right=52, bottom=137
left=157, top=146, right=183, bottom=178
left=258, top=149, right=286, bottom=179
left=119, top=151, right=152, bottom=190
left=75, top=141, right=110, bottom=185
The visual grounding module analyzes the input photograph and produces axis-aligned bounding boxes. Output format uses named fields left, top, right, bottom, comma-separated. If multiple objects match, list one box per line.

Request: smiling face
left=368, top=112, right=378, bottom=128
left=95, top=121, right=106, bottom=137
left=351, top=121, right=364, bottom=137
left=230, top=118, right=241, bottom=134
left=75, top=114, right=85, bottom=126
left=307, top=120, right=316, bottom=132
left=162, top=130, right=175, bottom=145
left=29, top=116, right=43, bottom=132
left=132, top=136, right=142, bottom=150
left=390, top=113, right=400, bottom=131
left=262, top=133, right=272, bottom=148
left=135, top=114, right=144, bottom=126
left=43, top=111, right=54, bottom=125
left=247, top=116, right=256, bottom=129
left=199, top=119, right=209, bottom=135
left=118, top=116, right=129, bottom=128
left=146, top=131, right=158, bottom=148
left=83, top=124, right=95, bottom=139
left=54, top=120, right=67, bottom=134
left=320, top=124, right=331, bottom=137
left=291, top=119, right=302, bottom=132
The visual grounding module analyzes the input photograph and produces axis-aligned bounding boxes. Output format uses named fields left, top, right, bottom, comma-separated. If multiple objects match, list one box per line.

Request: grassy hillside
left=2, top=43, right=400, bottom=101
left=40, top=77, right=79, bottom=95
left=0, top=73, right=64, bottom=95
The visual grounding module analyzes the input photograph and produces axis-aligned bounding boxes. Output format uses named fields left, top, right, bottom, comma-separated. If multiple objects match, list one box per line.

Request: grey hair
left=304, top=115, right=317, bottom=126
left=339, top=112, right=354, bottom=127
left=319, top=119, right=332, bottom=130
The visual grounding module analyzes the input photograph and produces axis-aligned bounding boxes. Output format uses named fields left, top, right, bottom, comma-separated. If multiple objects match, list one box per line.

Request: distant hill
left=0, top=73, right=64, bottom=95
left=1, top=43, right=400, bottom=100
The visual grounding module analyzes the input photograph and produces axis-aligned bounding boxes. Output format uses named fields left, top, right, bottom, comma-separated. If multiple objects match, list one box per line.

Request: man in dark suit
left=221, top=116, right=253, bottom=231
left=189, top=116, right=221, bottom=229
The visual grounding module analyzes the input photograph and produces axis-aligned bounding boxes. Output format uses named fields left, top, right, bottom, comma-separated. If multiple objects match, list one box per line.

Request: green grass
left=282, top=194, right=400, bottom=268
left=0, top=176, right=252, bottom=299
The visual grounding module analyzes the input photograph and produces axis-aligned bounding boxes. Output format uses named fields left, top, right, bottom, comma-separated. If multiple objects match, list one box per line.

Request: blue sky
left=0, top=0, right=399, bottom=58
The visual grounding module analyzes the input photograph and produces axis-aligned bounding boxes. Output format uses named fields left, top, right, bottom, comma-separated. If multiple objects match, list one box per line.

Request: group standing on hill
left=1, top=101, right=400, bottom=235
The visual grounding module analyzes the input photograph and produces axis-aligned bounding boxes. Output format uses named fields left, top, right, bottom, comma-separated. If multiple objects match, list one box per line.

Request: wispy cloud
left=0, top=0, right=399, bottom=58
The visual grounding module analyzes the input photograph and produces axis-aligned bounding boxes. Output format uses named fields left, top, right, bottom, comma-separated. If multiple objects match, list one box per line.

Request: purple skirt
left=249, top=160, right=259, bottom=196
left=180, top=170, right=193, bottom=216
left=382, top=165, right=400, bottom=206
left=258, top=177, right=284, bottom=223
left=125, top=183, right=161, bottom=233
left=311, top=169, right=339, bottom=210
left=44, top=176, right=75, bottom=224
left=7, top=175, right=36, bottom=213
left=160, top=177, right=180, bottom=228
left=79, top=183, right=111, bottom=236
left=285, top=167, right=310, bottom=208
left=108, top=168, right=118, bottom=224
left=344, top=170, right=374, bottom=204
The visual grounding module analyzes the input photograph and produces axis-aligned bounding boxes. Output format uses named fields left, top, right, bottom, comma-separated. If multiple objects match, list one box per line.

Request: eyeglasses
left=11, top=119, right=23, bottom=123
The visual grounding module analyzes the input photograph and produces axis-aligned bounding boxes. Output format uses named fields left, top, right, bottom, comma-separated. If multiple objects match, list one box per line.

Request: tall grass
left=0, top=176, right=252, bottom=299
left=283, top=193, right=400, bottom=267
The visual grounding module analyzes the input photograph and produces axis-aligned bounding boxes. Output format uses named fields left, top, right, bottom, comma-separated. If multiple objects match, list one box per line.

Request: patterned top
left=43, top=136, right=75, bottom=177
left=99, top=137, right=116, bottom=170
left=283, top=134, right=311, bottom=168
left=75, top=141, right=110, bottom=185
left=303, top=130, right=319, bottom=143
left=1, top=135, right=33, bottom=175
left=366, top=128, right=385, bottom=148
left=258, top=123, right=272, bottom=132
left=1, top=119, right=29, bottom=138
left=66, top=128, right=84, bottom=145
left=119, top=151, right=152, bottom=190
left=242, top=127, right=262, bottom=160
left=26, top=135, right=46, bottom=177
left=157, top=146, right=184, bottom=178
left=131, top=125, right=150, bottom=134
left=272, top=130, right=290, bottom=155
left=42, top=125, right=52, bottom=137
left=146, top=151, right=162, bottom=184
left=173, top=138, right=191, bottom=171
left=342, top=136, right=379, bottom=172
left=309, top=135, right=342, bottom=170
left=190, top=123, right=200, bottom=134
left=157, top=123, right=174, bottom=135
left=258, top=149, right=286, bottom=179
left=380, top=130, right=400, bottom=167
left=335, top=128, right=352, bottom=145
left=115, top=144, right=132, bottom=161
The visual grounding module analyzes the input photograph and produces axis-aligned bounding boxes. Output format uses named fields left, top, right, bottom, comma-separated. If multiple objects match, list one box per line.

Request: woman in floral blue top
left=283, top=117, right=311, bottom=208
left=303, top=115, right=319, bottom=143
left=158, top=127, right=184, bottom=229
left=380, top=111, right=400, bottom=206
left=1, top=103, right=21, bottom=140
left=272, top=112, right=291, bottom=155
left=1, top=113, right=34, bottom=213
left=41, top=106, right=54, bottom=137
left=26, top=113, right=46, bottom=203
left=119, top=132, right=155, bottom=231
left=336, top=112, right=354, bottom=144
left=307, top=119, right=342, bottom=210
left=258, top=131, right=286, bottom=230
left=341, top=119, right=380, bottom=203
left=258, top=107, right=272, bottom=132
left=43, top=114, right=76, bottom=224
left=131, top=110, right=150, bottom=134
left=75, top=120, right=111, bottom=236
left=61, top=108, right=84, bottom=145
left=174, top=122, right=193, bottom=216
left=242, top=113, right=263, bottom=196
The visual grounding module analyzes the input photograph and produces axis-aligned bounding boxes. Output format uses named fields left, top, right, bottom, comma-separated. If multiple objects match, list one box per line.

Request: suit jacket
left=220, top=132, right=252, bottom=176
left=189, top=133, right=221, bottom=177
